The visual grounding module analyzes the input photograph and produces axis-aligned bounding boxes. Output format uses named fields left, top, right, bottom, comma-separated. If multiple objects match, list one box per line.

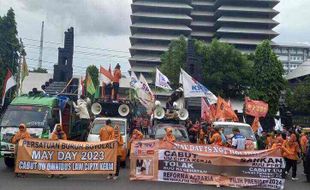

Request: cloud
left=16, top=0, right=131, bottom=36
left=274, top=0, right=310, bottom=43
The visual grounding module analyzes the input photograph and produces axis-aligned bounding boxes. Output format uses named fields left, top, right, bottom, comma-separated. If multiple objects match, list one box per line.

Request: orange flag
left=215, top=97, right=239, bottom=122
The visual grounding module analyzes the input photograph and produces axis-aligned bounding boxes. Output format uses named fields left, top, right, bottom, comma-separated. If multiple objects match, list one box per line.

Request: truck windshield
left=91, top=119, right=126, bottom=135
left=0, top=105, right=49, bottom=128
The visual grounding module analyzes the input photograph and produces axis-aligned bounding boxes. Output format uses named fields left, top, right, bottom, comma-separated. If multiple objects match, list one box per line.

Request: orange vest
left=99, top=126, right=115, bottom=141
left=282, top=141, right=300, bottom=160
left=210, top=132, right=222, bottom=146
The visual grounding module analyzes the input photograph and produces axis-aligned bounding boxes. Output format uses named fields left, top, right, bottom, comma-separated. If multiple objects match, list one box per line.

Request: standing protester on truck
left=12, top=123, right=31, bottom=178
left=282, top=134, right=300, bottom=181
left=112, top=63, right=122, bottom=101
left=73, top=95, right=90, bottom=141
left=49, top=124, right=67, bottom=178
left=231, top=127, right=246, bottom=150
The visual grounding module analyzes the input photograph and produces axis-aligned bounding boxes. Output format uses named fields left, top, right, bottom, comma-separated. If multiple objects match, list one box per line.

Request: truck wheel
left=120, top=161, right=126, bottom=168
left=4, top=157, right=15, bottom=168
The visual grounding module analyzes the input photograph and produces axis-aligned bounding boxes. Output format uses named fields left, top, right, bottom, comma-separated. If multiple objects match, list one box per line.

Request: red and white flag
left=2, top=69, right=16, bottom=105
left=99, top=65, right=113, bottom=85
left=201, top=98, right=211, bottom=122
left=78, top=76, right=85, bottom=97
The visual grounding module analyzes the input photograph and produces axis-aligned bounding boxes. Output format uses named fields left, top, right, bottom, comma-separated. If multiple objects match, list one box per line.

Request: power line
left=23, top=37, right=129, bottom=54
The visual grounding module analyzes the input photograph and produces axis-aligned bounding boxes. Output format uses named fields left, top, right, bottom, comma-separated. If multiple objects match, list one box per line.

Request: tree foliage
left=197, top=39, right=252, bottom=98
left=249, top=40, right=286, bottom=116
left=286, top=77, right=310, bottom=115
left=160, top=36, right=187, bottom=87
left=0, top=8, right=20, bottom=103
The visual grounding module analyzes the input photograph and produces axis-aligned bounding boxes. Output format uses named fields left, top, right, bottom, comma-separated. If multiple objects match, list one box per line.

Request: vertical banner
left=130, top=140, right=285, bottom=189
left=15, top=139, right=117, bottom=175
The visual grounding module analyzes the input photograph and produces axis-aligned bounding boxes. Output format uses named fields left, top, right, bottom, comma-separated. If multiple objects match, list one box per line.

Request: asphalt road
left=0, top=158, right=309, bottom=190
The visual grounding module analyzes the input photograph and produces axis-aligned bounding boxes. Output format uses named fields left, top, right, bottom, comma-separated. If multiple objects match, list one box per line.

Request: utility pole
left=38, top=21, right=44, bottom=69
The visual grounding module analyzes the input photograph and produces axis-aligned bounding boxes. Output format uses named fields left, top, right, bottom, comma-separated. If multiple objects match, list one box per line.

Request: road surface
left=0, top=158, right=309, bottom=190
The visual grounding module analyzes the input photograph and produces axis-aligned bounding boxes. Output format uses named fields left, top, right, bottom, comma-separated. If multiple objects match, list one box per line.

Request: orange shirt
left=198, top=129, right=206, bottom=144
left=51, top=131, right=67, bottom=140
left=163, top=134, right=176, bottom=143
left=113, top=69, right=121, bottom=83
left=12, top=131, right=31, bottom=144
left=282, top=141, right=300, bottom=160
left=210, top=132, right=222, bottom=146
left=99, top=125, right=115, bottom=141
left=300, top=135, right=308, bottom=154
left=114, top=127, right=124, bottom=156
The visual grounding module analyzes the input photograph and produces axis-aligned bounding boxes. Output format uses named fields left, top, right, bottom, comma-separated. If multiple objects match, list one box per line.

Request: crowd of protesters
left=9, top=109, right=310, bottom=182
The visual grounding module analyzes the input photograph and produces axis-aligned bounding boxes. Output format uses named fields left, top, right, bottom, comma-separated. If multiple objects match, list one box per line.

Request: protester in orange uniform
left=12, top=124, right=31, bottom=178
left=99, top=120, right=115, bottom=141
left=271, top=136, right=284, bottom=149
left=300, top=132, right=309, bottom=175
left=130, top=129, right=144, bottom=141
left=51, top=124, right=67, bottom=140
left=198, top=128, right=206, bottom=144
left=49, top=124, right=67, bottom=179
left=12, top=123, right=31, bottom=144
left=163, top=128, right=176, bottom=143
left=128, top=129, right=144, bottom=155
left=112, top=63, right=122, bottom=101
left=210, top=128, right=222, bottom=146
left=265, top=132, right=275, bottom=149
left=109, top=125, right=123, bottom=180
left=282, top=134, right=300, bottom=181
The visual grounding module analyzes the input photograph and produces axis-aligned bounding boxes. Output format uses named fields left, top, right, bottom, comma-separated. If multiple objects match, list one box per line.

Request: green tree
left=0, top=8, right=20, bottom=104
left=286, top=77, right=310, bottom=115
left=160, top=36, right=187, bottom=87
left=198, top=39, right=252, bottom=98
left=85, top=65, right=99, bottom=98
left=249, top=40, right=286, bottom=116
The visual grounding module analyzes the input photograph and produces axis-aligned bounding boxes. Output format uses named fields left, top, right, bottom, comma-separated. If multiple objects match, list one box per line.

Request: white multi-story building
left=273, top=43, right=310, bottom=74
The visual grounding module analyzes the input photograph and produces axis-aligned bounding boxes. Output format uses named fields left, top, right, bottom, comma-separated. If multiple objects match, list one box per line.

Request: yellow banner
left=15, top=139, right=117, bottom=175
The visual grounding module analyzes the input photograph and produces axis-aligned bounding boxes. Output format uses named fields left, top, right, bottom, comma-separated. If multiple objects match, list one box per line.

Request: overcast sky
left=0, top=0, right=309, bottom=75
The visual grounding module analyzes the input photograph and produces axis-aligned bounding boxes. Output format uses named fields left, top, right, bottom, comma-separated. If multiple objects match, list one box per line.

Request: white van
left=87, top=117, right=128, bottom=165
left=213, top=122, right=257, bottom=150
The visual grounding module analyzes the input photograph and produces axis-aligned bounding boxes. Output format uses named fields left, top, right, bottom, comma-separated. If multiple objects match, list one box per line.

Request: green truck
left=0, top=94, right=78, bottom=168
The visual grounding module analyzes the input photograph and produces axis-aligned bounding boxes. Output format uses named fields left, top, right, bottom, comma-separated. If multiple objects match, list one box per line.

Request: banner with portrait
left=130, top=140, right=285, bottom=189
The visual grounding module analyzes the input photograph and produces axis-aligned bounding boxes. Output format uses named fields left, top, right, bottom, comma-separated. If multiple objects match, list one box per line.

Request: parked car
left=213, top=121, right=257, bottom=150
left=152, top=123, right=189, bottom=142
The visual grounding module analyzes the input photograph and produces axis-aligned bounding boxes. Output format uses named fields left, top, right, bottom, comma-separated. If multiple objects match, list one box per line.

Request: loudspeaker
left=91, top=102, right=102, bottom=115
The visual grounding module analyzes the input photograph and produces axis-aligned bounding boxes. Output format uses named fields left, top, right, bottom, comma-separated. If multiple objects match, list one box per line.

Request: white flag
left=180, top=69, right=217, bottom=104
left=2, top=69, right=16, bottom=106
left=155, top=68, right=172, bottom=90
left=130, top=72, right=154, bottom=112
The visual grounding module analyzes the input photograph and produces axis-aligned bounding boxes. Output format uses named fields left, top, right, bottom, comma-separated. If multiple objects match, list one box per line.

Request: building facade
left=273, top=43, right=310, bottom=74
left=129, top=0, right=280, bottom=80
